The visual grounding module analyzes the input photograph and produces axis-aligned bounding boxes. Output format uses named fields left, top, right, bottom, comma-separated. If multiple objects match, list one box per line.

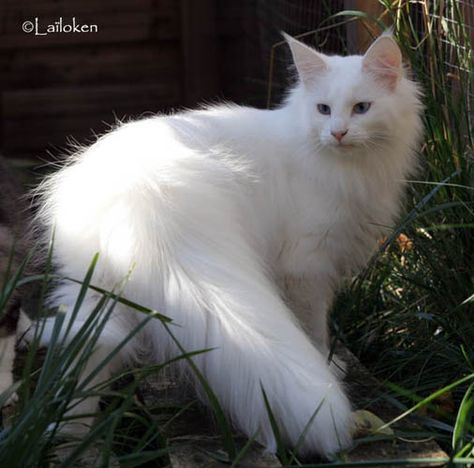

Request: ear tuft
left=282, top=32, right=327, bottom=87
left=363, top=35, right=402, bottom=91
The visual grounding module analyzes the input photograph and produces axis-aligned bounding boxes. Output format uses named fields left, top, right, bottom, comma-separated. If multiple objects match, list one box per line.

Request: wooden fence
left=0, top=0, right=252, bottom=160
left=1, top=1, right=472, bottom=161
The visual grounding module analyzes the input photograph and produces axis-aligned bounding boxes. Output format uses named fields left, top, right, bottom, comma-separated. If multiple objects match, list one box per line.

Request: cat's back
left=50, top=104, right=279, bottom=198
left=41, top=105, right=275, bottom=232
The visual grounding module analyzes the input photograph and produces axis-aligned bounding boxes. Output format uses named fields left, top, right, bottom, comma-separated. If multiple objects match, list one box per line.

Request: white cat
left=34, top=33, right=422, bottom=457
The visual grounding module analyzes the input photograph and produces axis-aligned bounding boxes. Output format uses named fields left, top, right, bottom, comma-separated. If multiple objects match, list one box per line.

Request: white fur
left=0, top=333, right=17, bottom=406
left=0, top=310, right=32, bottom=406
left=34, top=35, right=422, bottom=457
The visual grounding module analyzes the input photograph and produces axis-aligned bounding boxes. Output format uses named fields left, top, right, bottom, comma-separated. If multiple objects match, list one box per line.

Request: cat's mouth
left=324, top=139, right=358, bottom=150
left=336, top=143, right=356, bottom=149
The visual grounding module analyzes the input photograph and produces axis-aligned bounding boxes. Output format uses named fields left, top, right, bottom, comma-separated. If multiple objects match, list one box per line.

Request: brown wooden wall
left=0, top=1, right=185, bottom=159
left=2, top=1, right=473, bottom=162
left=0, top=0, right=251, bottom=160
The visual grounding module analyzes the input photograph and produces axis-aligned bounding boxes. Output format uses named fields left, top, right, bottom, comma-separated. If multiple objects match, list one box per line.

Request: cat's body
left=34, top=34, right=422, bottom=456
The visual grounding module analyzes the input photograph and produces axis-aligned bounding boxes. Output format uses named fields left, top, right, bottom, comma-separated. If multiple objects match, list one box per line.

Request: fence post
left=344, top=0, right=388, bottom=53
left=180, top=0, right=220, bottom=106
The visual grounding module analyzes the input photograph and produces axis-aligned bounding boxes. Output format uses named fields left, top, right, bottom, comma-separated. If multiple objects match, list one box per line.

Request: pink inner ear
left=364, top=56, right=401, bottom=91
left=379, top=56, right=399, bottom=68
left=363, top=37, right=402, bottom=91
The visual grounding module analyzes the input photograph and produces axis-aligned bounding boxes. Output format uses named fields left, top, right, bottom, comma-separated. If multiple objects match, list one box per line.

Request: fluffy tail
left=153, top=250, right=353, bottom=455
left=36, top=123, right=353, bottom=456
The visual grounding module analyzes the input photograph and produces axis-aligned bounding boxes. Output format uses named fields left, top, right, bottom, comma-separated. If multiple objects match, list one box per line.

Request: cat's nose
left=331, top=130, right=348, bottom=142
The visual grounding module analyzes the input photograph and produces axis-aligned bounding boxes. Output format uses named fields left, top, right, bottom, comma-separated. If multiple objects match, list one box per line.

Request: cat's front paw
left=1, top=391, right=19, bottom=407
left=254, top=368, right=353, bottom=458
left=327, top=353, right=347, bottom=379
left=47, top=418, right=93, bottom=436
left=293, top=382, right=353, bottom=457
left=0, top=373, right=18, bottom=407
left=15, top=309, right=33, bottom=350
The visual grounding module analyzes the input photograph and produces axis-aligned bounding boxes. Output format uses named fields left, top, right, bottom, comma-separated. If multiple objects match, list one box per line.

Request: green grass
left=0, top=253, right=175, bottom=466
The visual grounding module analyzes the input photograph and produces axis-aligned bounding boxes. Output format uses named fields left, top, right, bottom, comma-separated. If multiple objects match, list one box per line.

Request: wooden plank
left=3, top=83, right=180, bottom=117
left=461, top=0, right=474, bottom=49
left=344, top=0, right=388, bottom=53
left=0, top=0, right=167, bottom=8
left=2, top=83, right=181, bottom=154
left=216, top=38, right=246, bottom=101
left=169, top=439, right=281, bottom=467
left=4, top=115, right=124, bottom=153
left=180, top=0, right=220, bottom=106
left=0, top=42, right=180, bottom=90
left=215, top=1, right=246, bottom=37
left=0, top=0, right=180, bottom=48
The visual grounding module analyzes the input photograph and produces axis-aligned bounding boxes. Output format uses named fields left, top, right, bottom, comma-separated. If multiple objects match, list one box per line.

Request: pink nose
left=331, top=130, right=348, bottom=142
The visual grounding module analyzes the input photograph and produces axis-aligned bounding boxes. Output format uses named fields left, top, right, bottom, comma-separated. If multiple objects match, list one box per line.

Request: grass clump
left=333, top=0, right=474, bottom=463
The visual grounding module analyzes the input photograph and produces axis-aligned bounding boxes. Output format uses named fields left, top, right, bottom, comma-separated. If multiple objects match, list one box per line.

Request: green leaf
left=453, top=383, right=474, bottom=454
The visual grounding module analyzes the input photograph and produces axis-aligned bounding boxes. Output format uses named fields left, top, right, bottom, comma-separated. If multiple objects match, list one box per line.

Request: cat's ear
left=363, top=34, right=402, bottom=91
left=283, top=32, right=327, bottom=87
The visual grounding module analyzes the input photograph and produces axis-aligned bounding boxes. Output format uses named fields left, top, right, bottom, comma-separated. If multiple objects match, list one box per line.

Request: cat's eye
left=353, top=102, right=371, bottom=114
left=317, top=104, right=331, bottom=115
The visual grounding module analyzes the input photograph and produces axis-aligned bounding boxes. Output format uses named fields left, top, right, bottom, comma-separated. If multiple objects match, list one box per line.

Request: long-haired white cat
left=34, top=33, right=422, bottom=457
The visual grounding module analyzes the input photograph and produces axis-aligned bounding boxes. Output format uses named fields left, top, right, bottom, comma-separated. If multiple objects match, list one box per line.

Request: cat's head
left=284, top=33, right=422, bottom=157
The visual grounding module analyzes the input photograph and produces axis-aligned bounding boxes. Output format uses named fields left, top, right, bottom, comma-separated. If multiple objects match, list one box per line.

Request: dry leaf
left=352, top=409, right=394, bottom=437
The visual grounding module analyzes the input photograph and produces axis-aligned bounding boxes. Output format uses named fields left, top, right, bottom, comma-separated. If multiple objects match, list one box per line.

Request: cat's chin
left=324, top=143, right=362, bottom=155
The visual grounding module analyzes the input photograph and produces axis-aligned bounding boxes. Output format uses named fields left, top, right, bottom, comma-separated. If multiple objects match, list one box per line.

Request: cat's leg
left=0, top=301, right=20, bottom=406
left=57, top=327, right=125, bottom=434
left=15, top=309, right=32, bottom=349
left=27, top=292, right=139, bottom=435
left=0, top=334, right=17, bottom=405
left=282, top=275, right=332, bottom=353
left=282, top=275, right=346, bottom=378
